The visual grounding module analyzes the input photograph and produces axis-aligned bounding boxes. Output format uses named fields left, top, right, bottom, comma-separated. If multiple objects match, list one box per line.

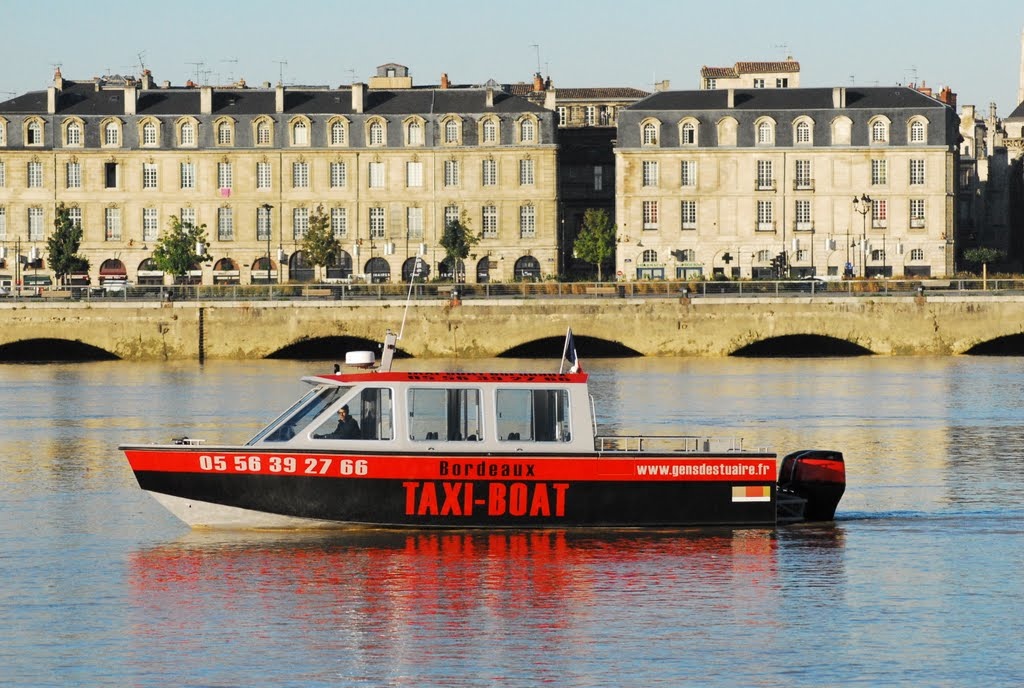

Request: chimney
left=485, top=87, right=493, bottom=108
left=727, top=88, right=734, bottom=108
left=939, top=86, right=957, bottom=110
left=47, top=86, right=57, bottom=114
left=275, top=84, right=285, bottom=113
left=200, top=86, right=213, bottom=114
left=655, top=79, right=670, bottom=92
left=832, top=86, right=846, bottom=108
left=543, top=89, right=556, bottom=111
left=124, top=83, right=137, bottom=115
left=53, top=66, right=63, bottom=90
left=161, top=80, right=171, bottom=89
left=440, top=73, right=450, bottom=89
left=352, top=82, right=367, bottom=113
left=533, top=73, right=544, bottom=92
left=141, top=69, right=154, bottom=90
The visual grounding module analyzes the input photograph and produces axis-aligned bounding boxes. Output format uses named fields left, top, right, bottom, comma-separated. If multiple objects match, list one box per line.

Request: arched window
left=910, top=248, right=924, bottom=261
left=407, top=120, right=422, bottom=146
left=444, top=119, right=459, bottom=144
left=681, top=122, right=696, bottom=145
left=757, top=120, right=773, bottom=145
left=66, top=121, right=82, bottom=146
left=27, top=120, right=43, bottom=145
left=292, top=120, right=308, bottom=145
left=910, top=120, right=926, bottom=143
left=331, top=120, right=347, bottom=145
left=104, top=121, right=120, bottom=146
left=519, top=118, right=535, bottom=143
left=871, top=119, right=888, bottom=143
left=180, top=121, right=195, bottom=146
left=256, top=120, right=272, bottom=145
left=795, top=121, right=811, bottom=144
left=513, top=255, right=540, bottom=280
left=482, top=118, right=497, bottom=143
left=365, top=257, right=391, bottom=283
left=641, top=249, right=658, bottom=263
left=642, top=122, right=658, bottom=145
left=142, top=121, right=157, bottom=146
left=217, top=120, right=232, bottom=145
left=369, top=121, right=384, bottom=146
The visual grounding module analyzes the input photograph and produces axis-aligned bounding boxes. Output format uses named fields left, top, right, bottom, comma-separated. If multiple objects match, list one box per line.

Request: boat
left=121, top=328, right=846, bottom=530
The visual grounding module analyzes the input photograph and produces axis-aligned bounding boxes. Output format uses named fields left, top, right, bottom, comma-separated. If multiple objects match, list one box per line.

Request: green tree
left=152, top=215, right=210, bottom=283
left=47, top=202, right=89, bottom=285
left=300, top=204, right=340, bottom=282
left=573, top=208, right=616, bottom=281
left=439, top=211, right=479, bottom=283
left=962, top=247, right=1006, bottom=273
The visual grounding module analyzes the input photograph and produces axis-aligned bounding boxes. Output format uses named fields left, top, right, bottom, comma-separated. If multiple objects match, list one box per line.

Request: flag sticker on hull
left=732, top=485, right=771, bottom=502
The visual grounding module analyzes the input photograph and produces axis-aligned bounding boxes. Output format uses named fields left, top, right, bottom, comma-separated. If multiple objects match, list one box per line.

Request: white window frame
left=519, top=204, right=536, bottom=238
left=143, top=207, right=159, bottom=241
left=217, top=162, right=233, bottom=190
left=407, top=207, right=423, bottom=239
left=756, top=200, right=774, bottom=231
left=368, top=161, right=385, bottom=189
left=293, top=207, right=309, bottom=239
left=331, top=207, right=347, bottom=238
left=680, top=160, right=696, bottom=188
left=910, top=199, right=926, bottom=228
left=795, top=199, right=812, bottom=230
left=66, top=161, right=81, bottom=189
left=217, top=206, right=233, bottom=241
left=756, top=160, right=774, bottom=190
left=369, top=207, right=385, bottom=239
left=257, top=161, right=272, bottom=190
left=444, top=159, right=460, bottom=187
left=642, top=200, right=659, bottom=230
left=143, top=163, right=158, bottom=189
left=330, top=161, right=347, bottom=189
left=519, top=159, right=535, bottom=186
left=406, top=161, right=423, bottom=188
left=482, top=159, right=497, bottom=186
left=910, top=159, right=925, bottom=186
left=28, top=207, right=44, bottom=240
left=482, top=205, right=497, bottom=238
left=680, top=200, right=696, bottom=230
left=180, top=162, right=196, bottom=189
left=642, top=160, right=658, bottom=187
left=292, top=161, right=309, bottom=188
left=871, top=159, right=887, bottom=186
left=105, top=207, right=121, bottom=241
left=872, top=199, right=887, bottom=228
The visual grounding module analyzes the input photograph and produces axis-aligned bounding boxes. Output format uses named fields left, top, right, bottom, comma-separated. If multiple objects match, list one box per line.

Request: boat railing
left=595, top=435, right=757, bottom=454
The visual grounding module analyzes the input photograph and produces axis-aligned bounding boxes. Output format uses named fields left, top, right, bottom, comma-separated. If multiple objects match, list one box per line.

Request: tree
left=300, top=205, right=340, bottom=282
left=152, top=215, right=210, bottom=283
left=573, top=208, right=616, bottom=281
left=962, top=247, right=1006, bottom=274
left=47, top=202, right=89, bottom=285
left=439, top=211, right=479, bottom=283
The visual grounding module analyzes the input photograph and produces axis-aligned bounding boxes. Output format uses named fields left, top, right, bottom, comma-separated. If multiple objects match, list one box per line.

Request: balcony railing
left=755, top=178, right=776, bottom=191
left=793, top=179, right=815, bottom=191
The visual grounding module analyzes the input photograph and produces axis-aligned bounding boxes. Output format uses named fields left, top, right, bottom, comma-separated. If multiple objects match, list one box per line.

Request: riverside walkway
left=2, top=279, right=1023, bottom=360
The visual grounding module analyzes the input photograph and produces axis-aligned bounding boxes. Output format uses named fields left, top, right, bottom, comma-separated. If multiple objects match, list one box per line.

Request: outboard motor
left=778, top=450, right=846, bottom=522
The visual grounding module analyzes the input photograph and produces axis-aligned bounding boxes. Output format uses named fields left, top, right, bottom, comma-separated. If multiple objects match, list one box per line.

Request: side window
left=408, top=388, right=482, bottom=441
left=312, top=387, right=393, bottom=440
left=262, top=386, right=347, bottom=442
left=497, top=389, right=570, bottom=442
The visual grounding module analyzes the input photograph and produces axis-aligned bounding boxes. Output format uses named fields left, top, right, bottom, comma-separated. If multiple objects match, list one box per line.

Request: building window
left=28, top=207, right=44, bottom=240
left=28, top=161, right=44, bottom=188
left=292, top=121, right=308, bottom=146
left=105, top=207, right=121, bottom=241
left=331, top=207, right=347, bottom=238
left=641, top=249, right=658, bottom=263
left=257, top=120, right=272, bottom=145
left=871, top=120, right=888, bottom=143
left=407, top=121, right=423, bottom=146
left=910, top=199, right=926, bottom=228
left=482, top=118, right=498, bottom=144
left=407, top=207, right=423, bottom=239
left=704, top=78, right=716, bottom=89
left=217, top=121, right=232, bottom=145
left=642, top=200, right=658, bottom=229
left=66, top=122, right=82, bottom=146
left=910, top=248, right=924, bottom=260
left=519, top=119, right=535, bottom=143
left=584, top=106, right=596, bottom=126
left=795, top=121, right=811, bottom=144
left=594, top=166, right=603, bottom=191
left=519, top=205, right=535, bottom=237
left=330, top=161, right=347, bottom=189
left=519, top=159, right=535, bottom=186
left=293, top=207, right=309, bottom=239
left=444, top=119, right=459, bottom=144
left=444, top=159, right=460, bottom=187
left=369, top=207, right=385, bottom=239
left=482, top=159, right=497, bottom=186
left=143, top=207, right=159, bottom=241
left=756, top=200, right=774, bottom=231
left=0, top=207, right=6, bottom=239
left=910, top=120, right=926, bottom=143
left=756, top=120, right=773, bottom=145
left=756, top=160, right=774, bottom=190
left=681, top=200, right=696, bottom=230
left=557, top=107, right=566, bottom=126
left=872, top=199, right=887, bottom=228
left=482, top=205, right=497, bottom=238
left=257, top=205, right=272, bottom=241
left=104, top=122, right=119, bottom=146
left=257, top=161, right=272, bottom=190
left=444, top=205, right=459, bottom=229
left=406, top=161, right=423, bottom=188
left=642, top=160, right=658, bottom=187
left=180, top=122, right=195, bottom=146
left=776, top=78, right=789, bottom=88
left=292, top=161, right=309, bottom=188
left=795, top=199, right=812, bottom=230
left=753, top=78, right=765, bottom=88
left=180, top=208, right=196, bottom=228
left=66, top=162, right=81, bottom=189
left=0, top=162, right=4, bottom=187
left=217, top=162, right=232, bottom=190
left=910, top=159, right=925, bottom=185
left=369, top=161, right=385, bottom=189
left=68, top=206, right=81, bottom=229
left=217, top=207, right=233, bottom=241
left=27, top=121, right=43, bottom=145
left=795, top=159, right=812, bottom=189
left=680, top=160, right=696, bottom=187
left=871, top=159, right=887, bottom=186
left=105, top=162, right=119, bottom=189
left=642, top=122, right=658, bottom=145
left=180, top=162, right=195, bottom=189
left=143, top=163, right=158, bottom=189
left=142, top=121, right=157, bottom=146
left=681, top=122, right=696, bottom=145
left=331, top=121, right=347, bottom=145
left=369, top=121, right=384, bottom=146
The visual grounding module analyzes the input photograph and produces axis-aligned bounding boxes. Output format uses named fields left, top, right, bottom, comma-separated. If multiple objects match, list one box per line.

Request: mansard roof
left=628, top=86, right=949, bottom=112
left=1008, top=100, right=1024, bottom=119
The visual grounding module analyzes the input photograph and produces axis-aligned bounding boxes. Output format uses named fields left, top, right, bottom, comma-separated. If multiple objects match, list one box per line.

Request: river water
left=2, top=355, right=1023, bottom=687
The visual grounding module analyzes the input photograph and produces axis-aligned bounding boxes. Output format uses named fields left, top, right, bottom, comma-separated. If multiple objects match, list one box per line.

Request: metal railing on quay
left=4, top=278, right=1024, bottom=304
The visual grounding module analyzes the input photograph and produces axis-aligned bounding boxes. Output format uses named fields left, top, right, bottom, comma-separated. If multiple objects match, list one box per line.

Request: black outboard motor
left=778, top=450, right=846, bottom=522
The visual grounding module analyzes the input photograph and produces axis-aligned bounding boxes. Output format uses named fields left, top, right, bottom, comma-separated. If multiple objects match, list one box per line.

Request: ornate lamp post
left=261, top=203, right=273, bottom=285
left=852, top=194, right=872, bottom=278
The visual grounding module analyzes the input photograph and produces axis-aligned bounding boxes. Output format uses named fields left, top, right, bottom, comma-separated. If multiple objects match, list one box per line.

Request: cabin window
left=252, top=386, right=349, bottom=443
left=408, top=388, right=482, bottom=441
left=496, top=389, right=570, bottom=442
left=312, top=387, right=393, bottom=440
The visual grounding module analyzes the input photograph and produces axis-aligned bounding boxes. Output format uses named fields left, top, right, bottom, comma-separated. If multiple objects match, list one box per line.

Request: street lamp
left=852, top=194, right=872, bottom=278
left=261, top=203, right=273, bottom=285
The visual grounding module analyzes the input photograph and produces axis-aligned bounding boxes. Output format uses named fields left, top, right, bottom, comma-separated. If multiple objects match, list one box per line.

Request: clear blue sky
left=3, top=0, right=1023, bottom=115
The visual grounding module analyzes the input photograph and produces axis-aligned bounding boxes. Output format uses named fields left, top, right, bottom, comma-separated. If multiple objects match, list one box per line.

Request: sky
left=2, top=0, right=1023, bottom=116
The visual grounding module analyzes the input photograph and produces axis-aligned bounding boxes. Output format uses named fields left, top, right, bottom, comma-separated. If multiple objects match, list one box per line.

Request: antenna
left=221, top=57, right=238, bottom=82
left=772, top=43, right=790, bottom=58
left=186, top=60, right=205, bottom=84
left=346, top=68, right=356, bottom=84
left=276, top=59, right=288, bottom=85
left=136, top=51, right=147, bottom=74
left=530, top=44, right=541, bottom=74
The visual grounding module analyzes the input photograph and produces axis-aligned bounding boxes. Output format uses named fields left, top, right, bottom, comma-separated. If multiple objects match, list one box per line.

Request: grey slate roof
left=629, top=86, right=948, bottom=112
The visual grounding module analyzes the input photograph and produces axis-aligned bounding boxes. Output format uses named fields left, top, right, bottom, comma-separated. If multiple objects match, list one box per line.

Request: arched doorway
left=475, top=257, right=491, bottom=284
left=252, top=256, right=277, bottom=284
left=212, top=257, right=240, bottom=284
left=438, top=257, right=465, bottom=282
left=326, top=250, right=353, bottom=280
left=99, top=258, right=127, bottom=284
left=513, top=256, right=540, bottom=281
left=137, top=258, right=165, bottom=286
left=401, top=257, right=431, bottom=282
left=365, top=257, right=391, bottom=283
left=289, top=251, right=315, bottom=283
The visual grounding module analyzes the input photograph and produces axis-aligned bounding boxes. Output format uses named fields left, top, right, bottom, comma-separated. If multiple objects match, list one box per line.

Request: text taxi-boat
left=121, top=329, right=845, bottom=530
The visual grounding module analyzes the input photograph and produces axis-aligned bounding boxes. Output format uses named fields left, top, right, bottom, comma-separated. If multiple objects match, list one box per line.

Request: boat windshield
left=247, top=385, right=351, bottom=444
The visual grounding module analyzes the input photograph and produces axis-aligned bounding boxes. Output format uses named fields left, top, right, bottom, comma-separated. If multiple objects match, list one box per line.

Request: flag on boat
left=561, top=328, right=582, bottom=374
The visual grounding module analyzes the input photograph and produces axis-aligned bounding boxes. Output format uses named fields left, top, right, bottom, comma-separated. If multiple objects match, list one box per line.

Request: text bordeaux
left=439, top=460, right=536, bottom=478
left=403, top=481, right=569, bottom=518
